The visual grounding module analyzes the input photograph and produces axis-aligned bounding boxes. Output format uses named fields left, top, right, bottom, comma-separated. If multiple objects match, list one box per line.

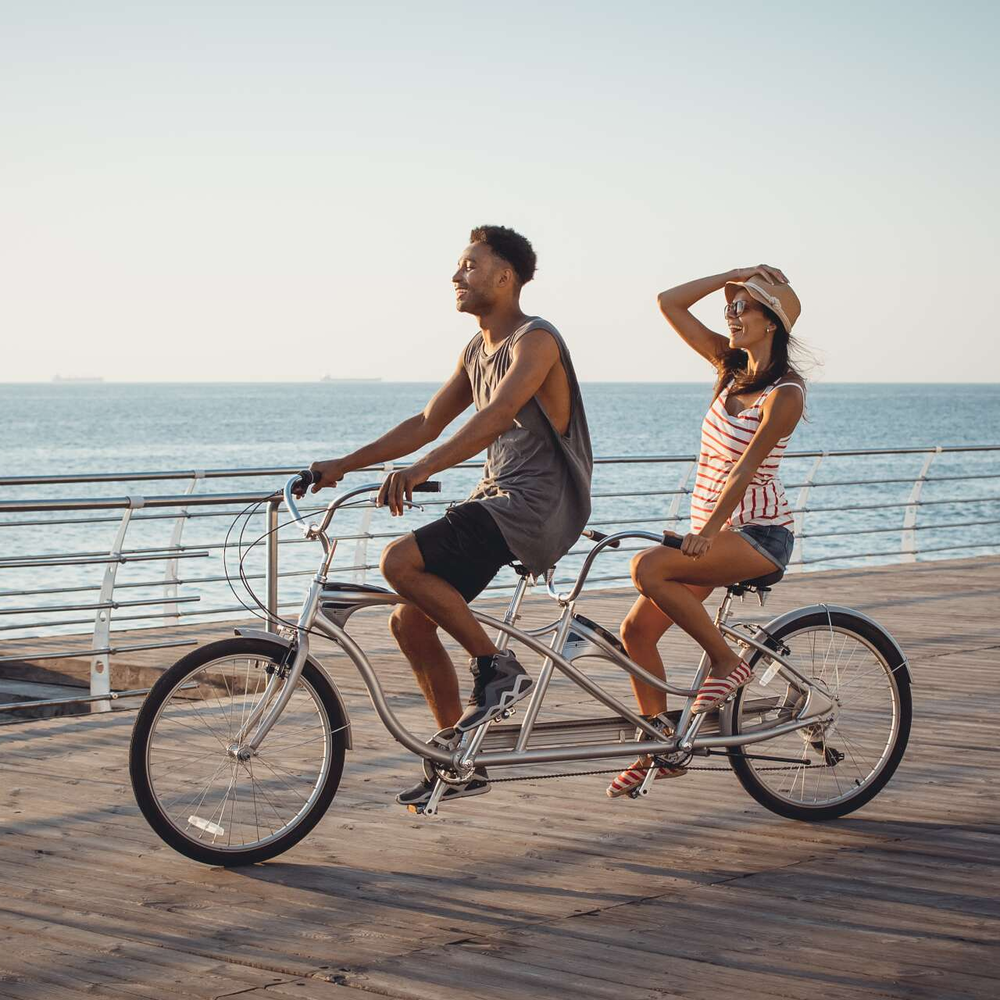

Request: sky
left=2, top=1, right=998, bottom=383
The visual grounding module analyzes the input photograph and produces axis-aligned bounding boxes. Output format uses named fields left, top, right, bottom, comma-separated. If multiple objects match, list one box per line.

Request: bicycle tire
left=728, top=609, right=911, bottom=821
left=130, top=637, right=348, bottom=866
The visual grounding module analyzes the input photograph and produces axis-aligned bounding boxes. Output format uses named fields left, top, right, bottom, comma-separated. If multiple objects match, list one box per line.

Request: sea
left=1, top=382, right=998, bottom=638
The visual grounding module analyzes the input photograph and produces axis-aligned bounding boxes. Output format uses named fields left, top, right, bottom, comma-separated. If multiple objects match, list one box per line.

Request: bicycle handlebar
left=282, top=472, right=674, bottom=599
left=582, top=528, right=620, bottom=549
left=546, top=528, right=676, bottom=603
left=282, top=474, right=441, bottom=538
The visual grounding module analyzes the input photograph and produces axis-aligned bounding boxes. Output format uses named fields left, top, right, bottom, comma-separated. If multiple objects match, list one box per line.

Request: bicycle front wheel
left=729, top=610, right=911, bottom=821
left=129, top=637, right=348, bottom=866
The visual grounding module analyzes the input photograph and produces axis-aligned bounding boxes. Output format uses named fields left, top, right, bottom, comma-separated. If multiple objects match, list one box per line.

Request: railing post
left=90, top=499, right=141, bottom=713
left=163, top=471, right=203, bottom=620
left=666, top=461, right=694, bottom=528
left=902, top=446, right=941, bottom=562
left=265, top=498, right=280, bottom=632
left=353, top=462, right=391, bottom=584
left=791, top=452, right=826, bottom=567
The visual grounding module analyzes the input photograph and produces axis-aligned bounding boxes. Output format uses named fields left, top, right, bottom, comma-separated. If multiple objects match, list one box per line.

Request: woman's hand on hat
left=735, top=264, right=788, bottom=285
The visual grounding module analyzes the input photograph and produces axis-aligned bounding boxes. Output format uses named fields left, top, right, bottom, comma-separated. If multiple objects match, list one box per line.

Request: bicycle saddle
left=729, top=567, right=785, bottom=594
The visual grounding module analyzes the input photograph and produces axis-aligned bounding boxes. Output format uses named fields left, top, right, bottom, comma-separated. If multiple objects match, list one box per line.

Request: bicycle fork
left=232, top=576, right=327, bottom=753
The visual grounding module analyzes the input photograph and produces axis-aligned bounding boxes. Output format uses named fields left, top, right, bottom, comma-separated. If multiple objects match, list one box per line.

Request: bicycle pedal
left=407, top=803, right=439, bottom=817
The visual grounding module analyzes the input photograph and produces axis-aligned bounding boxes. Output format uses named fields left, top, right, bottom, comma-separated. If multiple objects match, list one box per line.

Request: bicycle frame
left=233, top=480, right=838, bottom=781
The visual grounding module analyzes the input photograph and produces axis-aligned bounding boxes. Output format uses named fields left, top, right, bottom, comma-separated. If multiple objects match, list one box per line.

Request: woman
left=607, top=264, right=805, bottom=798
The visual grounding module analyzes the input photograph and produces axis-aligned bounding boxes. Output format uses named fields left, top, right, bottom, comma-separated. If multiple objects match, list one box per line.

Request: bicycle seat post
left=716, top=590, right=736, bottom=626
left=496, top=566, right=532, bottom=649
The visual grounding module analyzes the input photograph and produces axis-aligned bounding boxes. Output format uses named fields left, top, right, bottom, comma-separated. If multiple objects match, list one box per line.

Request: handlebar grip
left=582, top=528, right=620, bottom=549
left=661, top=532, right=683, bottom=549
left=412, top=481, right=442, bottom=493
left=292, top=469, right=316, bottom=493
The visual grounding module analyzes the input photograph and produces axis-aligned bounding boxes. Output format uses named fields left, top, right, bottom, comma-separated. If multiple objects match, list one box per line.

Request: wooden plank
left=0, top=556, right=998, bottom=998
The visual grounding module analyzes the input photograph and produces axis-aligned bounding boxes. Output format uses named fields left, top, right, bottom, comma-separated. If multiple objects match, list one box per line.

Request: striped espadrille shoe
left=605, top=758, right=688, bottom=798
left=691, top=660, right=754, bottom=715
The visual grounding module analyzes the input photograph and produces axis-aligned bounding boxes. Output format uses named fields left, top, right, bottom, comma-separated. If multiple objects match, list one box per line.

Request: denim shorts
left=731, top=523, right=794, bottom=570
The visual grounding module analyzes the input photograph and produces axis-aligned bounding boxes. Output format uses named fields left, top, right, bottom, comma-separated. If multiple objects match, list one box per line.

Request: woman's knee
left=630, top=548, right=666, bottom=594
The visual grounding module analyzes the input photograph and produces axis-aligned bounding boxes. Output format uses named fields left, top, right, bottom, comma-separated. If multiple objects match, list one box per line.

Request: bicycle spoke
left=253, top=756, right=315, bottom=806
left=248, top=759, right=266, bottom=841
left=156, top=712, right=230, bottom=747
left=260, top=724, right=349, bottom=754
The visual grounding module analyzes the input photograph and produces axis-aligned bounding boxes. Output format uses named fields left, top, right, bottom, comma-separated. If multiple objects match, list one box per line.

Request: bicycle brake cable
left=232, top=494, right=382, bottom=640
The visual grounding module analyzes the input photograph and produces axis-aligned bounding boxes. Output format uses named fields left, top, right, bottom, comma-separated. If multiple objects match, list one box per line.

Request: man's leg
left=382, top=524, right=520, bottom=806
left=381, top=534, right=498, bottom=658
left=382, top=513, right=534, bottom=736
left=388, top=604, right=461, bottom=730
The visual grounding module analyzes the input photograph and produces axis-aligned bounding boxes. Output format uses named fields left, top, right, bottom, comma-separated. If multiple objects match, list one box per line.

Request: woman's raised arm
left=658, top=265, right=788, bottom=363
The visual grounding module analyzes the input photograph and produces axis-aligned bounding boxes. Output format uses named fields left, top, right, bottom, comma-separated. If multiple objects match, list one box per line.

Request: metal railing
left=2, top=444, right=998, bottom=717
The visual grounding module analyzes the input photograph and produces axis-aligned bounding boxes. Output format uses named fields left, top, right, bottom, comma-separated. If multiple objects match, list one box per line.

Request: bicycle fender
left=233, top=628, right=353, bottom=748
left=756, top=604, right=913, bottom=687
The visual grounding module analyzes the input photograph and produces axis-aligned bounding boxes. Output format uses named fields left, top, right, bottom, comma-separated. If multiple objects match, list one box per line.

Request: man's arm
left=308, top=358, right=473, bottom=492
left=378, top=328, right=560, bottom=513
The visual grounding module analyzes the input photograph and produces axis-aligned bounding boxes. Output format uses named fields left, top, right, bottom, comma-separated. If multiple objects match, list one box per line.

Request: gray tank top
left=462, top=317, right=593, bottom=575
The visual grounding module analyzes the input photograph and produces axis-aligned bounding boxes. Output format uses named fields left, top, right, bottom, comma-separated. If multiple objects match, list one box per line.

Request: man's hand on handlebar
left=296, top=458, right=350, bottom=497
left=377, top=465, right=431, bottom=516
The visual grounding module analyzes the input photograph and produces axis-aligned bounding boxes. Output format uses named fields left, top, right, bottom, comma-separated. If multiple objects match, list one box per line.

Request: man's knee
left=380, top=536, right=419, bottom=588
left=389, top=603, right=436, bottom=643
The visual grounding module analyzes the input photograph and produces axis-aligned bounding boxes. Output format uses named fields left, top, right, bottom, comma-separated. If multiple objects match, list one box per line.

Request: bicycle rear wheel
left=729, top=610, right=911, bottom=821
left=129, top=637, right=348, bottom=866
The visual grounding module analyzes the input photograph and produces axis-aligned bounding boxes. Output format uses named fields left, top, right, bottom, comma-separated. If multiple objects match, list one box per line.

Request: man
left=305, top=225, right=593, bottom=806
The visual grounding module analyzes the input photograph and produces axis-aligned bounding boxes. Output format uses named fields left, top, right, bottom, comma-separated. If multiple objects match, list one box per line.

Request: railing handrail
left=3, top=443, right=1000, bottom=488
left=3, top=444, right=1000, bottom=719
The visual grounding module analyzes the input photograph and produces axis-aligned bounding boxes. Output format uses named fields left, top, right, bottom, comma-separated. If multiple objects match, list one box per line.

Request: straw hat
left=725, top=274, right=801, bottom=334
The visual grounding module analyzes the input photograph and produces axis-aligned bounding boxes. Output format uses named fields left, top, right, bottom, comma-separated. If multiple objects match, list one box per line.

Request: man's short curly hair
left=469, top=225, right=536, bottom=285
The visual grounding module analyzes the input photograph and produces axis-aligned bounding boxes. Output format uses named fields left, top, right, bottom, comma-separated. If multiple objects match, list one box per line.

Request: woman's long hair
left=712, top=304, right=806, bottom=400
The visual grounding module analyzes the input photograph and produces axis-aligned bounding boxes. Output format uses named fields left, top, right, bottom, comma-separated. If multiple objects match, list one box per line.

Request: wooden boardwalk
left=1, top=556, right=998, bottom=999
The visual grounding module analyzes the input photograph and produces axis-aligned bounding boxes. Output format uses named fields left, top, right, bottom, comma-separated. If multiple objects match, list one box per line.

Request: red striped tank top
left=689, top=380, right=803, bottom=533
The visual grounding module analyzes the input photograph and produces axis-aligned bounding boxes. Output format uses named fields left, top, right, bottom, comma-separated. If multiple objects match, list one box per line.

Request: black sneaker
left=454, top=650, right=534, bottom=733
left=394, top=768, right=490, bottom=808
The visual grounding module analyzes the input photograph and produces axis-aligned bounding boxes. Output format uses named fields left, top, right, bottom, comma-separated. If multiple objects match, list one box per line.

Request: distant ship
left=320, top=376, right=382, bottom=383
left=52, top=375, right=104, bottom=383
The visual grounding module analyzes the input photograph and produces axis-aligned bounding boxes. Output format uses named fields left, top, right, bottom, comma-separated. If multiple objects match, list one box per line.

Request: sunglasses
left=724, top=299, right=761, bottom=318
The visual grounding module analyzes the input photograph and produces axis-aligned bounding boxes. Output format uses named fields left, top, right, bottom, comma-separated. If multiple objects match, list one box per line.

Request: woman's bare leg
left=631, top=531, right=778, bottom=678
left=620, top=589, right=713, bottom=715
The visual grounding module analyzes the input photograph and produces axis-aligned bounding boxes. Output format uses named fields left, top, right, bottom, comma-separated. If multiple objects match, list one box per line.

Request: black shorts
left=413, top=502, right=514, bottom=602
